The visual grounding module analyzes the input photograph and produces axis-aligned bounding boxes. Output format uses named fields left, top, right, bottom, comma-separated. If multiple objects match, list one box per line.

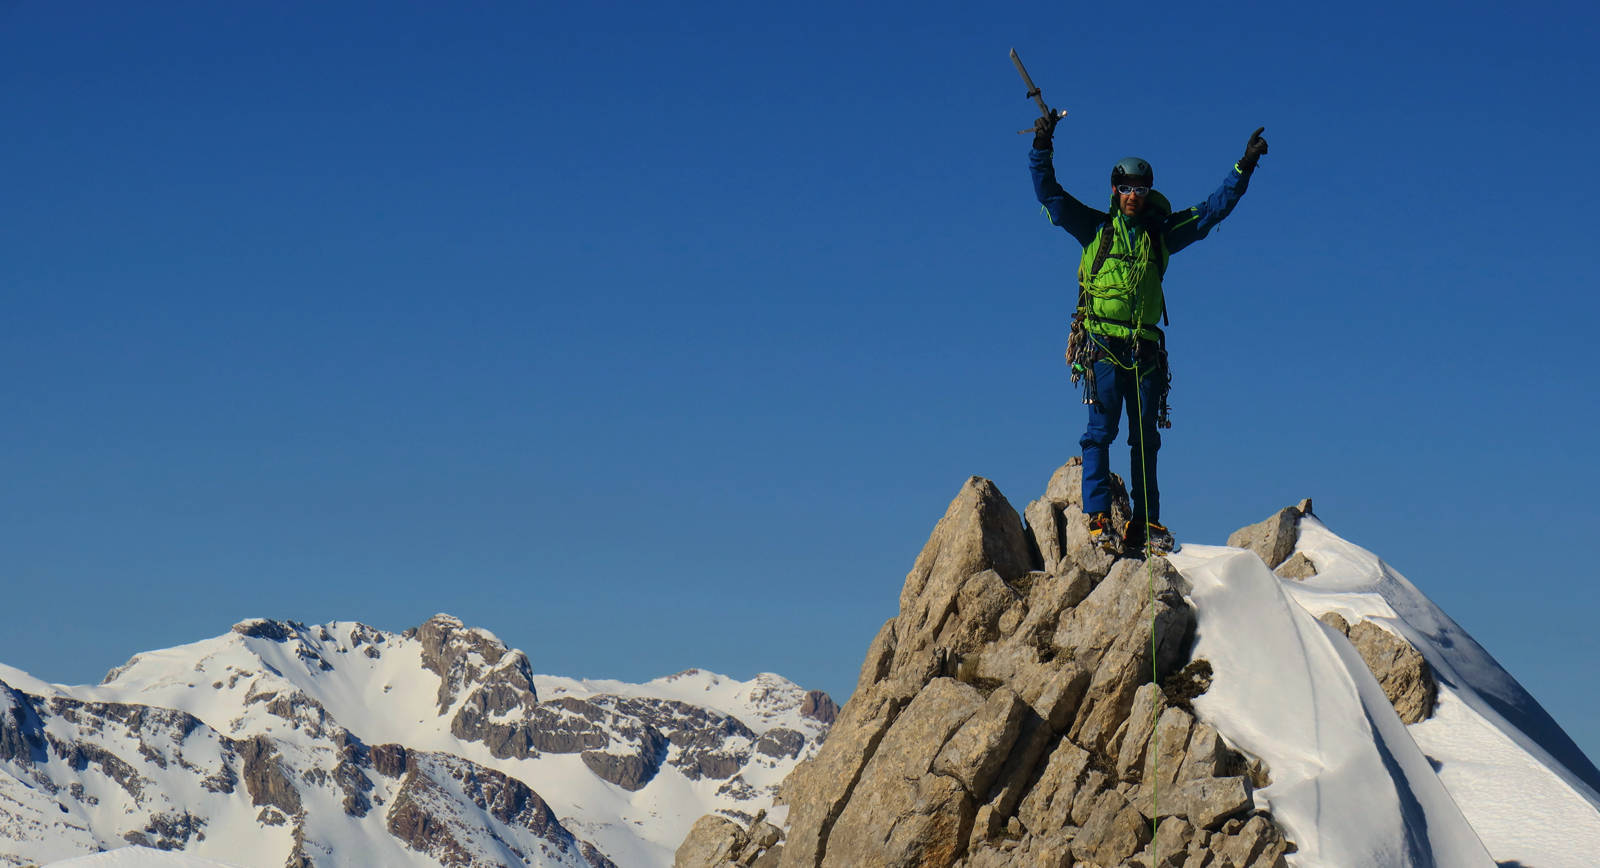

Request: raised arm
left=1029, top=114, right=1106, bottom=247
left=1163, top=127, right=1268, bottom=254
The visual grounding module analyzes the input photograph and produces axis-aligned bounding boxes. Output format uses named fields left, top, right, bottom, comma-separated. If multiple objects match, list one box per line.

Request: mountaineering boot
left=1122, top=519, right=1144, bottom=555
left=1146, top=521, right=1176, bottom=555
left=1124, top=519, right=1177, bottom=556
left=1088, top=512, right=1119, bottom=554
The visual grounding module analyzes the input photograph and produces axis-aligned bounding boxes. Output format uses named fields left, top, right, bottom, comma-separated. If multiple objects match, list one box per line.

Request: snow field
left=1171, top=518, right=1600, bottom=867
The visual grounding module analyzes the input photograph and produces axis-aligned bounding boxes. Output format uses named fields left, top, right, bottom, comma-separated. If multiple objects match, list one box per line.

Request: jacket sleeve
left=1161, top=164, right=1253, bottom=254
left=1031, top=148, right=1104, bottom=248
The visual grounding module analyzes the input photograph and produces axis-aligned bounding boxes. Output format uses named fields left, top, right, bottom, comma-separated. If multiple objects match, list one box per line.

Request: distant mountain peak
left=0, top=615, right=832, bottom=866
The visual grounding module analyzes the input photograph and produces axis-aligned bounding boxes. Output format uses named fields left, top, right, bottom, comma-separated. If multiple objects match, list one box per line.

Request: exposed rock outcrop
left=580, top=726, right=669, bottom=792
left=238, top=734, right=302, bottom=815
left=1320, top=613, right=1438, bottom=724
left=675, top=814, right=748, bottom=867
left=800, top=691, right=839, bottom=725
left=1273, top=552, right=1318, bottom=580
left=232, top=618, right=299, bottom=642
left=387, top=749, right=617, bottom=867
left=410, top=614, right=537, bottom=717
left=0, top=681, right=45, bottom=766
left=122, top=810, right=206, bottom=850
left=676, top=811, right=785, bottom=868
left=1227, top=502, right=1312, bottom=571
left=602, top=696, right=759, bottom=782
left=677, top=467, right=1297, bottom=868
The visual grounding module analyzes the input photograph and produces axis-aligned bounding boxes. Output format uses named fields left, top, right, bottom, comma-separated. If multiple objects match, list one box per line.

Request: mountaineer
left=1030, top=115, right=1267, bottom=556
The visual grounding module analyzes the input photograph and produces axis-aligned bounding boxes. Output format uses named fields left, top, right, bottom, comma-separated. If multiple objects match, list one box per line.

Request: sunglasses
left=1115, top=184, right=1151, bottom=196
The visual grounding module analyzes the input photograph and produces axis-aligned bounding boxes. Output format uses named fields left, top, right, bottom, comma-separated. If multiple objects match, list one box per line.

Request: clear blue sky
left=4, top=2, right=1598, bottom=765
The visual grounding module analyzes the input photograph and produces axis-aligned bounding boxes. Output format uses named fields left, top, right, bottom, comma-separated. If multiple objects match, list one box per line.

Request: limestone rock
left=1148, top=707, right=1196, bottom=789
left=1024, top=495, right=1068, bottom=575
left=801, top=691, right=840, bottom=725
left=581, top=730, right=668, bottom=792
left=755, top=729, right=807, bottom=761
left=1016, top=737, right=1092, bottom=836
left=237, top=734, right=301, bottom=815
left=388, top=750, right=606, bottom=868
left=231, top=618, right=297, bottom=642
left=678, top=812, right=786, bottom=868
left=892, top=477, right=1033, bottom=679
left=1320, top=614, right=1438, bottom=724
left=759, top=466, right=1294, bottom=868
left=931, top=687, right=1027, bottom=799
left=1041, top=458, right=1083, bottom=505
left=1057, top=559, right=1194, bottom=753
left=1150, top=816, right=1195, bottom=866
left=675, top=815, right=746, bottom=867
left=856, top=619, right=898, bottom=694
left=778, top=676, right=920, bottom=867
left=977, top=712, right=1054, bottom=826
left=1178, top=723, right=1237, bottom=782
left=1212, top=814, right=1290, bottom=868
left=1032, top=662, right=1092, bottom=734
left=1115, top=684, right=1165, bottom=781
left=1227, top=506, right=1305, bottom=570
left=1177, top=776, right=1253, bottom=829
left=1273, top=552, right=1317, bottom=580
left=936, top=570, right=1025, bottom=661
left=1350, top=621, right=1437, bottom=723
left=409, top=613, right=529, bottom=715
left=742, top=821, right=783, bottom=859
left=821, top=678, right=984, bottom=865
left=1075, top=789, right=1152, bottom=867
left=1015, top=568, right=1095, bottom=655
left=608, top=695, right=762, bottom=782
left=1030, top=459, right=1127, bottom=575
left=449, top=649, right=540, bottom=741
left=368, top=746, right=406, bottom=778
left=0, top=681, right=43, bottom=766
left=860, top=773, right=974, bottom=868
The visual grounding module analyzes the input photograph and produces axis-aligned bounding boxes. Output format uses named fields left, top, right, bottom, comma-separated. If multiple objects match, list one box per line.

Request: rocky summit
left=680, top=461, right=1291, bottom=868
left=0, top=615, right=832, bottom=867
left=676, top=460, right=1600, bottom=867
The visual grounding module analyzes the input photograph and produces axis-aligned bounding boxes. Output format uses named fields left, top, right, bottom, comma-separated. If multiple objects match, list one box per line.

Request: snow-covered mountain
left=677, top=467, right=1600, bottom=867
left=0, top=615, right=835, bottom=867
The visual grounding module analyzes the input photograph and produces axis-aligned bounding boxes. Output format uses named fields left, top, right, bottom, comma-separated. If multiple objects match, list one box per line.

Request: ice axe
left=1010, top=48, right=1066, bottom=134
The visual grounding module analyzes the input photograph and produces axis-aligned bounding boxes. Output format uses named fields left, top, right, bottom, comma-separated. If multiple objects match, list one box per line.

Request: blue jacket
left=1031, top=147, right=1253, bottom=340
left=1030, top=148, right=1251, bottom=257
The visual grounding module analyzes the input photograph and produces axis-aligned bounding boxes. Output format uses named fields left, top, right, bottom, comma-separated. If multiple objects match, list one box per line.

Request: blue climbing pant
left=1080, top=349, right=1163, bottom=523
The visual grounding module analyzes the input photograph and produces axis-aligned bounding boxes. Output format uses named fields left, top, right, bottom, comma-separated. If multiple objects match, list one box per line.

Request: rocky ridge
left=681, top=462, right=1291, bottom=867
left=678, top=465, right=1468, bottom=867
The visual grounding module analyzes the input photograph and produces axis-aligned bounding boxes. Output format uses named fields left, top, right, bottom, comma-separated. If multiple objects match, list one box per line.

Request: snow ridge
left=1171, top=516, right=1600, bottom=868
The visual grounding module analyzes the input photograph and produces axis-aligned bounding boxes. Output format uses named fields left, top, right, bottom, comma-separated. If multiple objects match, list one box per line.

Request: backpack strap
left=1085, top=218, right=1117, bottom=282
left=1076, top=218, right=1117, bottom=321
left=1153, top=231, right=1169, bottom=325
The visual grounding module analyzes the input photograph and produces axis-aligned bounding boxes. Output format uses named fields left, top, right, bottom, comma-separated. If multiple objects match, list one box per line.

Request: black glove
left=1239, top=126, right=1268, bottom=171
left=1032, top=111, right=1059, bottom=151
